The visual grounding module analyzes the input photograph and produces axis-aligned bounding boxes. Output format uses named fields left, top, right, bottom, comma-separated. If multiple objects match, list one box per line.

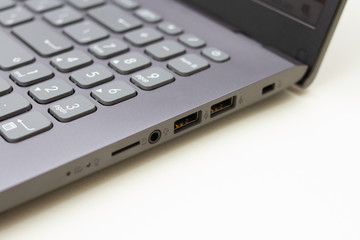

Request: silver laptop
left=0, top=0, right=346, bottom=213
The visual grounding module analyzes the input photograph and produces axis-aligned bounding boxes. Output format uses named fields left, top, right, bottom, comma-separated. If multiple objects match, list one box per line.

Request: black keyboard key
left=0, top=7, right=34, bottom=27
left=13, top=21, right=73, bottom=57
left=64, top=21, right=109, bottom=45
left=50, top=50, right=93, bottom=73
left=0, top=78, right=12, bottom=97
left=29, top=79, right=74, bottom=104
left=25, top=0, right=63, bottom=13
left=0, top=111, right=52, bottom=143
left=49, top=95, right=96, bottom=122
left=43, top=6, right=83, bottom=27
left=10, top=63, right=54, bottom=87
left=0, top=93, right=31, bottom=121
left=0, top=30, right=35, bottom=70
left=88, top=5, right=142, bottom=33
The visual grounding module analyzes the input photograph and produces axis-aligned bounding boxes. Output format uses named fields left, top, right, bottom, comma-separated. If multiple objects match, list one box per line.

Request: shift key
left=12, top=21, right=73, bottom=57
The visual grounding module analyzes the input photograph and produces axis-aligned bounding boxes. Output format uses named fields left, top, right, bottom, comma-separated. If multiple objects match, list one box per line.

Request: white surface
left=1, top=1, right=359, bottom=239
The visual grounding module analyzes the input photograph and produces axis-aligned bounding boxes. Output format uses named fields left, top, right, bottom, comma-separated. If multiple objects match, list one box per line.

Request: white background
left=1, top=1, right=359, bottom=239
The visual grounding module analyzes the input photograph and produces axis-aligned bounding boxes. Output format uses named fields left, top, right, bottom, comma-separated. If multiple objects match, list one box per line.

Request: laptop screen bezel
left=181, top=0, right=346, bottom=87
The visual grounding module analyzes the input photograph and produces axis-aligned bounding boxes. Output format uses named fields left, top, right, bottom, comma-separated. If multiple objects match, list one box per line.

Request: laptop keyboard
left=0, top=0, right=231, bottom=143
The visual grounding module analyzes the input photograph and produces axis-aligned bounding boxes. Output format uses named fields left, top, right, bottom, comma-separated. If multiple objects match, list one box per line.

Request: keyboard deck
left=0, top=0, right=230, bottom=143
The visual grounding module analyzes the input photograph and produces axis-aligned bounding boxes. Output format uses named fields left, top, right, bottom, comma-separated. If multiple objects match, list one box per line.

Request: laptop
left=0, top=0, right=346, bottom=213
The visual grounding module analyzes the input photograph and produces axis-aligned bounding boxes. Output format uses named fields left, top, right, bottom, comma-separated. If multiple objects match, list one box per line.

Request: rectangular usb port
left=210, top=97, right=235, bottom=118
left=262, top=83, right=275, bottom=95
left=174, top=111, right=201, bottom=133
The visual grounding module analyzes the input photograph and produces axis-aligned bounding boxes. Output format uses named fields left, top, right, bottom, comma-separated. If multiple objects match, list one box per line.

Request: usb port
left=210, top=97, right=235, bottom=118
left=174, top=111, right=201, bottom=133
left=262, top=83, right=275, bottom=95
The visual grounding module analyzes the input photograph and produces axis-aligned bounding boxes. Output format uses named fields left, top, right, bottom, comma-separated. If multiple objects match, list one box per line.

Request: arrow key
left=91, top=80, right=136, bottom=106
left=29, top=79, right=74, bottom=104
left=109, top=52, right=151, bottom=74
left=50, top=50, right=93, bottom=73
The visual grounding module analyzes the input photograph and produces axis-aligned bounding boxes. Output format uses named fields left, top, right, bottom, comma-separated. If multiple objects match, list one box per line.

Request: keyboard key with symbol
left=89, top=38, right=129, bottom=59
left=0, top=7, right=34, bottom=27
left=0, top=111, right=52, bottom=143
left=157, top=22, right=183, bottom=35
left=70, top=64, right=114, bottom=89
left=49, top=95, right=96, bottom=122
left=88, top=5, right=142, bottom=33
left=43, top=6, right=83, bottom=27
left=179, top=34, right=206, bottom=48
left=109, top=52, right=151, bottom=74
left=68, top=0, right=105, bottom=10
left=124, top=27, right=163, bottom=47
left=29, top=79, right=74, bottom=104
left=145, top=40, right=185, bottom=61
left=91, top=81, right=137, bottom=106
left=201, top=47, right=230, bottom=62
left=13, top=21, right=73, bottom=57
left=64, top=21, right=109, bottom=45
left=0, top=30, right=35, bottom=70
left=168, top=54, right=210, bottom=76
left=0, top=78, right=12, bottom=97
left=25, top=0, right=63, bottom=13
left=10, top=63, right=54, bottom=87
left=0, top=93, right=31, bottom=121
left=51, top=50, right=93, bottom=73
left=134, top=8, right=162, bottom=23
left=131, top=67, right=175, bottom=90
left=114, top=0, right=140, bottom=10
